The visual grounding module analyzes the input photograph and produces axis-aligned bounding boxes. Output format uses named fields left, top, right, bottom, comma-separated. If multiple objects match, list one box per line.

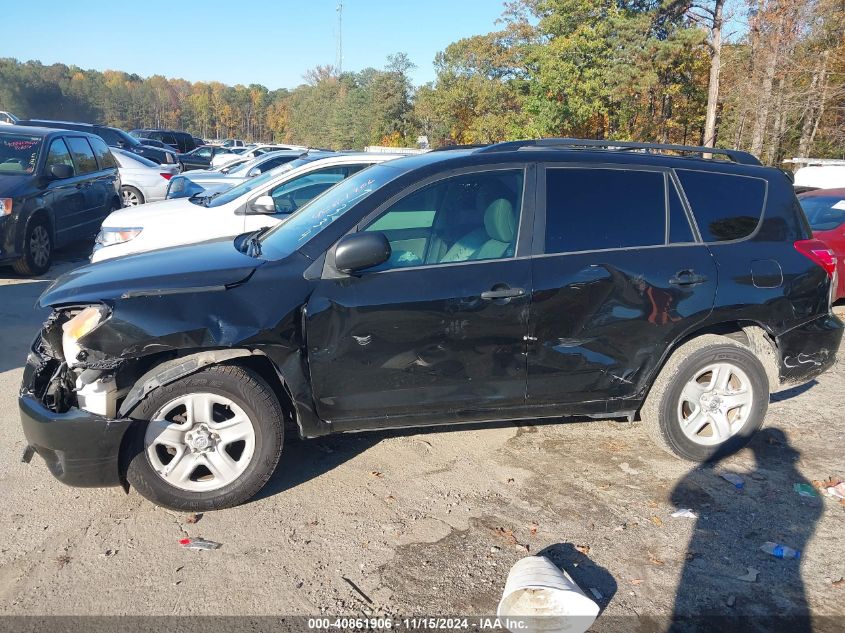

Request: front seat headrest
left=484, top=198, right=516, bottom=242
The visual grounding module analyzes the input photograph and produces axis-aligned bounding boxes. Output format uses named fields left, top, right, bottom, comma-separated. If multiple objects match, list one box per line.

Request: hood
left=0, top=173, right=32, bottom=196
left=40, top=238, right=263, bottom=306
left=102, top=197, right=201, bottom=226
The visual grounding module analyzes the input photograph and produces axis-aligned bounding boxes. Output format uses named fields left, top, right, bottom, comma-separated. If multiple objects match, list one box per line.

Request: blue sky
left=1, top=0, right=507, bottom=89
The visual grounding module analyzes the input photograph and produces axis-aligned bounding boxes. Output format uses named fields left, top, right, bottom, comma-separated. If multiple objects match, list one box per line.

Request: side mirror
left=49, top=164, right=74, bottom=180
left=247, top=167, right=261, bottom=177
left=335, top=232, right=392, bottom=273
left=249, top=195, right=277, bottom=214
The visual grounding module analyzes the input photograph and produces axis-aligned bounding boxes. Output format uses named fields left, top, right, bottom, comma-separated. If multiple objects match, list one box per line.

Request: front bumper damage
left=19, top=310, right=133, bottom=488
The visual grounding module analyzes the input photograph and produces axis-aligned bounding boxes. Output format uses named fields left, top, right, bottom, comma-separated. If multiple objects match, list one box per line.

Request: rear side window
left=65, top=137, right=98, bottom=174
left=544, top=168, right=665, bottom=254
left=89, top=137, right=117, bottom=169
left=676, top=170, right=767, bottom=242
left=668, top=180, right=695, bottom=243
left=95, top=127, right=122, bottom=146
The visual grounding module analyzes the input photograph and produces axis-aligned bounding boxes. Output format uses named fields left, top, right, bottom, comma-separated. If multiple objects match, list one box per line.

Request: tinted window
left=44, top=138, right=74, bottom=174
left=89, top=136, right=117, bottom=169
left=668, top=179, right=695, bottom=243
left=544, top=168, right=665, bottom=254
left=798, top=195, right=845, bottom=232
left=65, top=137, right=98, bottom=174
left=195, top=147, right=213, bottom=159
left=254, top=155, right=296, bottom=173
left=364, top=169, right=524, bottom=270
left=676, top=170, right=767, bottom=242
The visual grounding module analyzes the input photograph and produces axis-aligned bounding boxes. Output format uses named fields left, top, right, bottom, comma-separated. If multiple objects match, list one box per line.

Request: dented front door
left=304, top=259, right=531, bottom=427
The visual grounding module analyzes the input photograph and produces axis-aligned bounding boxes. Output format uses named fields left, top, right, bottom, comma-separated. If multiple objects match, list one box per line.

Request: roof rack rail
left=475, top=138, right=761, bottom=166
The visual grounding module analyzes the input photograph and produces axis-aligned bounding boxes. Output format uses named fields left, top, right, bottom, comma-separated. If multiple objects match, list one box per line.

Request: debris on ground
left=812, top=477, right=845, bottom=499
left=671, top=509, right=698, bottom=519
left=179, top=538, right=222, bottom=550
left=575, top=544, right=591, bottom=555
left=650, top=516, right=663, bottom=527
left=529, top=522, right=539, bottom=535
left=55, top=554, right=71, bottom=569
left=619, top=462, right=640, bottom=475
left=341, top=576, right=374, bottom=605
left=760, top=542, right=800, bottom=560
left=184, top=513, right=202, bottom=524
left=737, top=567, right=759, bottom=582
left=630, top=578, right=643, bottom=585
left=793, top=483, right=818, bottom=498
left=832, top=578, right=844, bottom=587
left=721, top=473, right=745, bottom=489
left=648, top=553, right=665, bottom=566
left=101, top=549, right=116, bottom=557
left=498, top=557, right=599, bottom=633
left=369, top=471, right=384, bottom=478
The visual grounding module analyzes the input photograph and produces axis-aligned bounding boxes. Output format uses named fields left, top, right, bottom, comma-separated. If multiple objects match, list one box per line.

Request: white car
left=92, top=152, right=402, bottom=262
left=790, top=160, right=845, bottom=190
left=210, top=143, right=306, bottom=168
left=112, top=148, right=181, bottom=206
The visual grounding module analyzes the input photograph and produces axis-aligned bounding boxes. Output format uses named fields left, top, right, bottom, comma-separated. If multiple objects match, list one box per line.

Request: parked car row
left=15, top=137, right=843, bottom=514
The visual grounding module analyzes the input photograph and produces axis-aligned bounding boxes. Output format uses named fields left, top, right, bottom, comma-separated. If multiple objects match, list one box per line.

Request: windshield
left=800, top=195, right=845, bottom=231
left=0, top=133, right=42, bottom=174
left=259, top=164, right=401, bottom=259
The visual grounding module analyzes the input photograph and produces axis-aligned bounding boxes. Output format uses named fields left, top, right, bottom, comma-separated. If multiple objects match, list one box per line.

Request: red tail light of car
left=794, top=239, right=836, bottom=278
left=160, top=173, right=173, bottom=180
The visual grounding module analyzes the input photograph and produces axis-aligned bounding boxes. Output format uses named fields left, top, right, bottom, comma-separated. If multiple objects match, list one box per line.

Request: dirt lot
left=1, top=245, right=843, bottom=631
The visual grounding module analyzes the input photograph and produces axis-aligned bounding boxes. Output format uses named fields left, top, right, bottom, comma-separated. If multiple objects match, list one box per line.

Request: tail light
left=794, top=239, right=836, bottom=277
left=160, top=173, right=173, bottom=180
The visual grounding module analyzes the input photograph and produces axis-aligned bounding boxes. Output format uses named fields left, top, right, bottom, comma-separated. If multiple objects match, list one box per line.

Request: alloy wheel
left=30, top=225, right=51, bottom=269
left=122, top=188, right=141, bottom=206
left=145, top=393, right=256, bottom=492
left=677, top=362, right=754, bottom=446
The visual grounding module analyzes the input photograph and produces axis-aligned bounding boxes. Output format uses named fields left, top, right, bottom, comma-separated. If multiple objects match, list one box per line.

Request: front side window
left=0, top=133, right=42, bottom=174
left=363, top=169, right=524, bottom=270
left=44, top=138, right=74, bottom=173
left=65, top=137, right=99, bottom=174
left=195, top=147, right=213, bottom=159
left=676, top=169, right=767, bottom=242
left=268, top=167, right=349, bottom=213
left=544, top=168, right=665, bottom=254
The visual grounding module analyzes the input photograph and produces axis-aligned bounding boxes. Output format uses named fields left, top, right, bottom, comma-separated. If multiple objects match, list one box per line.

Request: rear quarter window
left=676, top=170, right=767, bottom=242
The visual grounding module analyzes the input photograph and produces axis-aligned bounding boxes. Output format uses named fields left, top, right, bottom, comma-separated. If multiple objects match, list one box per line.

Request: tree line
left=1, top=0, right=843, bottom=164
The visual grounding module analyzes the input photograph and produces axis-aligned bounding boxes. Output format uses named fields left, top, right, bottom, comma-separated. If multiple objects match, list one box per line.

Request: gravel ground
left=1, top=244, right=843, bottom=631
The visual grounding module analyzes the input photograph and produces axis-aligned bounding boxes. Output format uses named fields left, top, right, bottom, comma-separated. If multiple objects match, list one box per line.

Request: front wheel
left=13, top=217, right=52, bottom=276
left=641, top=334, right=769, bottom=462
left=125, top=364, right=284, bottom=510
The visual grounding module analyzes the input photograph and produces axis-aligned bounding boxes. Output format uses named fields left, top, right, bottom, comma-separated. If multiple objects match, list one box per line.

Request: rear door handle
left=669, top=270, right=708, bottom=286
left=481, top=287, right=525, bottom=300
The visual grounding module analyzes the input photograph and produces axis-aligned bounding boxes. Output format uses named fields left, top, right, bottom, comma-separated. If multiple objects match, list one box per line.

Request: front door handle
left=669, top=270, right=708, bottom=286
left=481, top=286, right=525, bottom=300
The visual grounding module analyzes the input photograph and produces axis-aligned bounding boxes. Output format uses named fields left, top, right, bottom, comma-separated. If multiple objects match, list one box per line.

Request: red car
left=798, top=188, right=845, bottom=300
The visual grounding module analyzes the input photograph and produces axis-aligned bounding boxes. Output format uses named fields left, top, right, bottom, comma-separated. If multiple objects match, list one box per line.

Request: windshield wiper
left=243, top=225, right=273, bottom=257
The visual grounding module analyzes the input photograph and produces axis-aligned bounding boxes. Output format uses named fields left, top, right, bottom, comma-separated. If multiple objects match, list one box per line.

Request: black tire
left=13, top=216, right=52, bottom=276
left=641, top=334, right=769, bottom=462
left=121, top=185, right=144, bottom=207
left=125, top=364, right=284, bottom=511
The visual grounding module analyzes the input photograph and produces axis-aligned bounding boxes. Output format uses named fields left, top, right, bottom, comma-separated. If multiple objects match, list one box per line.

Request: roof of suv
left=388, top=139, right=768, bottom=176
left=1, top=123, right=98, bottom=139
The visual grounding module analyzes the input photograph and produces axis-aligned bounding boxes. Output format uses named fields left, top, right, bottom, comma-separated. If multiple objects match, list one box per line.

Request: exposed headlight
left=0, top=198, right=12, bottom=215
left=95, top=227, right=142, bottom=248
left=61, top=306, right=107, bottom=366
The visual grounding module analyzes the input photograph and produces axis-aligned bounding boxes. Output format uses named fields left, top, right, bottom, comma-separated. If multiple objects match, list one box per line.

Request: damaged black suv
left=20, top=139, right=842, bottom=510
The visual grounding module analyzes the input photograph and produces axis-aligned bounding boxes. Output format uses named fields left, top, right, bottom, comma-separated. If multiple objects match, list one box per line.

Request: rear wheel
left=641, top=334, right=769, bottom=462
left=13, top=217, right=52, bottom=276
left=125, top=364, right=284, bottom=510
left=121, top=185, right=144, bottom=207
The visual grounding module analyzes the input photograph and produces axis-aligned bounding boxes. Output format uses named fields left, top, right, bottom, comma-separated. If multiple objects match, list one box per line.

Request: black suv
left=0, top=125, right=120, bottom=275
left=19, top=120, right=178, bottom=166
left=130, top=128, right=198, bottom=154
left=19, top=139, right=842, bottom=510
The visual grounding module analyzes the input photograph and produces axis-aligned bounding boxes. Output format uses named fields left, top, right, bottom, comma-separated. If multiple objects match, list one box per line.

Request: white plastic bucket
left=497, top=556, right=600, bottom=633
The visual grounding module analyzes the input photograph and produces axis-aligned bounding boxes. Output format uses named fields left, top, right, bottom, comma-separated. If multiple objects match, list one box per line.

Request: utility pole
left=336, top=2, right=343, bottom=74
